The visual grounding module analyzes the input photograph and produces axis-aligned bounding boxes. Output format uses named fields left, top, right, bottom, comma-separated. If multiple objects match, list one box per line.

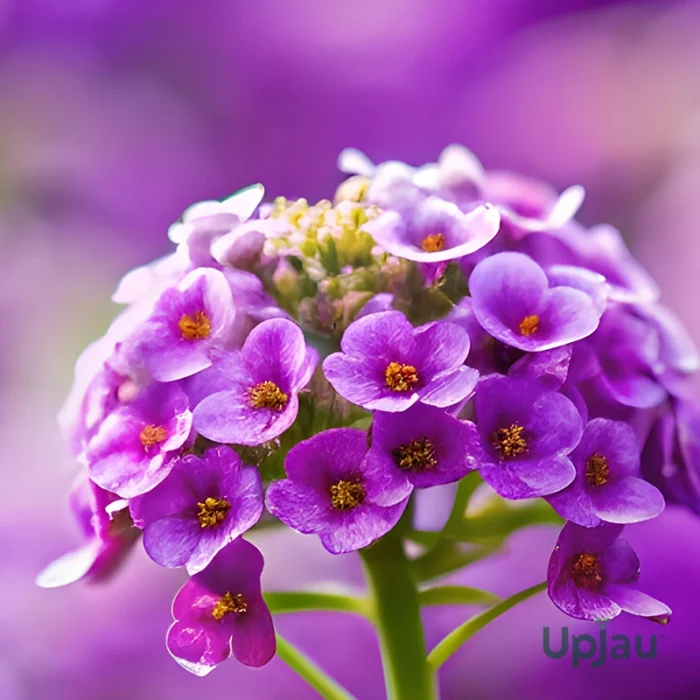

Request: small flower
left=364, top=197, right=500, bottom=263
left=129, top=446, right=263, bottom=574
left=547, top=418, right=665, bottom=527
left=191, top=318, right=317, bottom=445
left=86, top=383, right=192, bottom=498
left=265, top=428, right=411, bottom=554
left=469, top=252, right=602, bottom=352
left=167, top=538, right=275, bottom=675
left=474, top=375, right=581, bottom=499
left=548, top=522, right=671, bottom=622
left=120, top=268, right=236, bottom=382
left=323, top=311, right=478, bottom=413
left=366, top=403, right=482, bottom=488
left=36, top=475, right=136, bottom=588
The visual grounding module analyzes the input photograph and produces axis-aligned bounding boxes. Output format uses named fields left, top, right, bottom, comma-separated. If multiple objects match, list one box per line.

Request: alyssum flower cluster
left=40, top=145, right=698, bottom=692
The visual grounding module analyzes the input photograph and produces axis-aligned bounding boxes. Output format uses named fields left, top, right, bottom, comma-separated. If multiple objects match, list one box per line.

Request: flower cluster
left=42, top=145, right=697, bottom=678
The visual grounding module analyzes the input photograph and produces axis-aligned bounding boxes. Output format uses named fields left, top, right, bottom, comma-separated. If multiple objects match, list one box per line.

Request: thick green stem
left=361, top=532, right=437, bottom=700
left=276, top=634, right=356, bottom=700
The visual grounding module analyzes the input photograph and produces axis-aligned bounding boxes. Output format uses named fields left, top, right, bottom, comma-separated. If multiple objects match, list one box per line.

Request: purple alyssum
left=265, top=428, right=411, bottom=554
left=130, top=446, right=263, bottom=574
left=323, top=311, right=478, bottom=413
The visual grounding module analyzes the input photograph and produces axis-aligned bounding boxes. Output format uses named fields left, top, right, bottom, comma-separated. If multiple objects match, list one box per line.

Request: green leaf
left=419, top=585, right=500, bottom=607
left=427, top=582, right=547, bottom=670
left=265, top=591, right=369, bottom=617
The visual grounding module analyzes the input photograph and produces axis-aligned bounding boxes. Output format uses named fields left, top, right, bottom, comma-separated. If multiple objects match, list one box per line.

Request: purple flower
left=120, top=268, right=236, bottom=382
left=129, top=446, right=263, bottom=574
left=191, top=318, right=317, bottom=445
left=366, top=403, right=481, bottom=489
left=86, top=383, right=192, bottom=498
left=469, top=252, right=602, bottom=352
left=36, top=476, right=136, bottom=588
left=474, top=375, right=582, bottom=499
left=548, top=522, right=671, bottom=622
left=265, top=428, right=411, bottom=554
left=364, top=197, right=500, bottom=263
left=587, top=304, right=667, bottom=409
left=547, top=418, right=664, bottom=527
left=323, top=311, right=478, bottom=413
left=167, top=538, right=275, bottom=675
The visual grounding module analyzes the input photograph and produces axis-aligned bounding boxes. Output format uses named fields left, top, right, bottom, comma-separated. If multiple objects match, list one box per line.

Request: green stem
left=276, top=634, right=356, bottom=700
left=361, top=532, right=436, bottom=700
left=427, top=582, right=547, bottom=671
left=265, top=591, right=369, bottom=617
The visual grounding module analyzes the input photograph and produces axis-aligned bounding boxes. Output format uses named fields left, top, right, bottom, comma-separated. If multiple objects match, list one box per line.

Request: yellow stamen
left=392, top=437, right=438, bottom=472
left=385, top=362, right=419, bottom=392
left=212, top=592, right=248, bottom=620
left=248, top=381, right=289, bottom=410
left=585, top=453, right=610, bottom=487
left=196, top=497, right=232, bottom=528
left=519, top=314, right=540, bottom=336
left=491, top=424, right=527, bottom=459
left=571, top=552, right=603, bottom=589
left=178, top=311, right=211, bottom=340
left=330, top=480, right=366, bottom=511
left=421, top=233, right=445, bottom=253
left=139, top=424, right=167, bottom=450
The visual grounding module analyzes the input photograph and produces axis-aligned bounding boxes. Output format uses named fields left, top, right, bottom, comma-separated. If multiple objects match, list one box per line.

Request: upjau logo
left=542, top=619, right=659, bottom=667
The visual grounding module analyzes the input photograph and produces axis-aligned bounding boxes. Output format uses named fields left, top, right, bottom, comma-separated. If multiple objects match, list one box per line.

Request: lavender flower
left=129, top=446, right=263, bottom=574
left=474, top=375, right=581, bottom=499
left=86, top=383, right=192, bottom=498
left=167, top=538, right=275, bottom=675
left=323, top=311, right=478, bottom=413
left=120, top=267, right=236, bottom=382
left=265, top=428, right=411, bottom=554
left=548, top=522, right=671, bottom=623
left=191, top=318, right=317, bottom=445
left=547, top=418, right=664, bottom=527
left=469, top=252, right=601, bottom=352
left=366, top=403, right=481, bottom=488
left=36, top=475, right=136, bottom=588
left=364, top=197, right=500, bottom=263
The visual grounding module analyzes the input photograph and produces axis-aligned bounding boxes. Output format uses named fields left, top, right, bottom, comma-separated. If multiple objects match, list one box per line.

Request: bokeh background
left=3, top=1, right=700, bottom=698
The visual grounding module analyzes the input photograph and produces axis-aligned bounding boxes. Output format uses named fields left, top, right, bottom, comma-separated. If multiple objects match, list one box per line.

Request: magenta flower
left=86, top=383, right=192, bottom=498
left=548, top=522, right=671, bottom=623
left=129, top=446, right=263, bottom=574
left=469, top=252, right=601, bottom=352
left=167, top=538, right=275, bottom=675
left=323, top=311, right=478, bottom=413
left=265, top=428, right=411, bottom=554
left=474, top=375, right=581, bottom=499
left=191, top=318, right=317, bottom=445
left=547, top=418, right=664, bottom=527
left=120, top=267, right=236, bottom=382
left=36, top=475, right=136, bottom=588
left=366, top=403, right=481, bottom=489
left=364, top=197, right=500, bottom=263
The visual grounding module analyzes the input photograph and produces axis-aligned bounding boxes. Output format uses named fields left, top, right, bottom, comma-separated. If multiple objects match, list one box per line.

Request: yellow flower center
left=585, top=453, right=610, bottom=487
left=519, top=314, right=540, bottom=336
left=491, top=423, right=527, bottom=459
left=329, top=480, right=366, bottom=511
left=196, top=497, right=232, bottom=528
left=385, top=362, right=419, bottom=392
left=139, top=424, right=167, bottom=450
left=571, top=552, right=603, bottom=589
left=392, top=437, right=438, bottom=472
left=421, top=233, right=445, bottom=252
left=178, top=311, right=212, bottom=340
left=248, top=381, right=289, bottom=410
left=212, top=591, right=248, bottom=620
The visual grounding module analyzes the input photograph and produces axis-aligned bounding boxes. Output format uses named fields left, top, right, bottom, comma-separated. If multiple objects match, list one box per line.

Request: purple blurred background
left=3, top=1, right=700, bottom=698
